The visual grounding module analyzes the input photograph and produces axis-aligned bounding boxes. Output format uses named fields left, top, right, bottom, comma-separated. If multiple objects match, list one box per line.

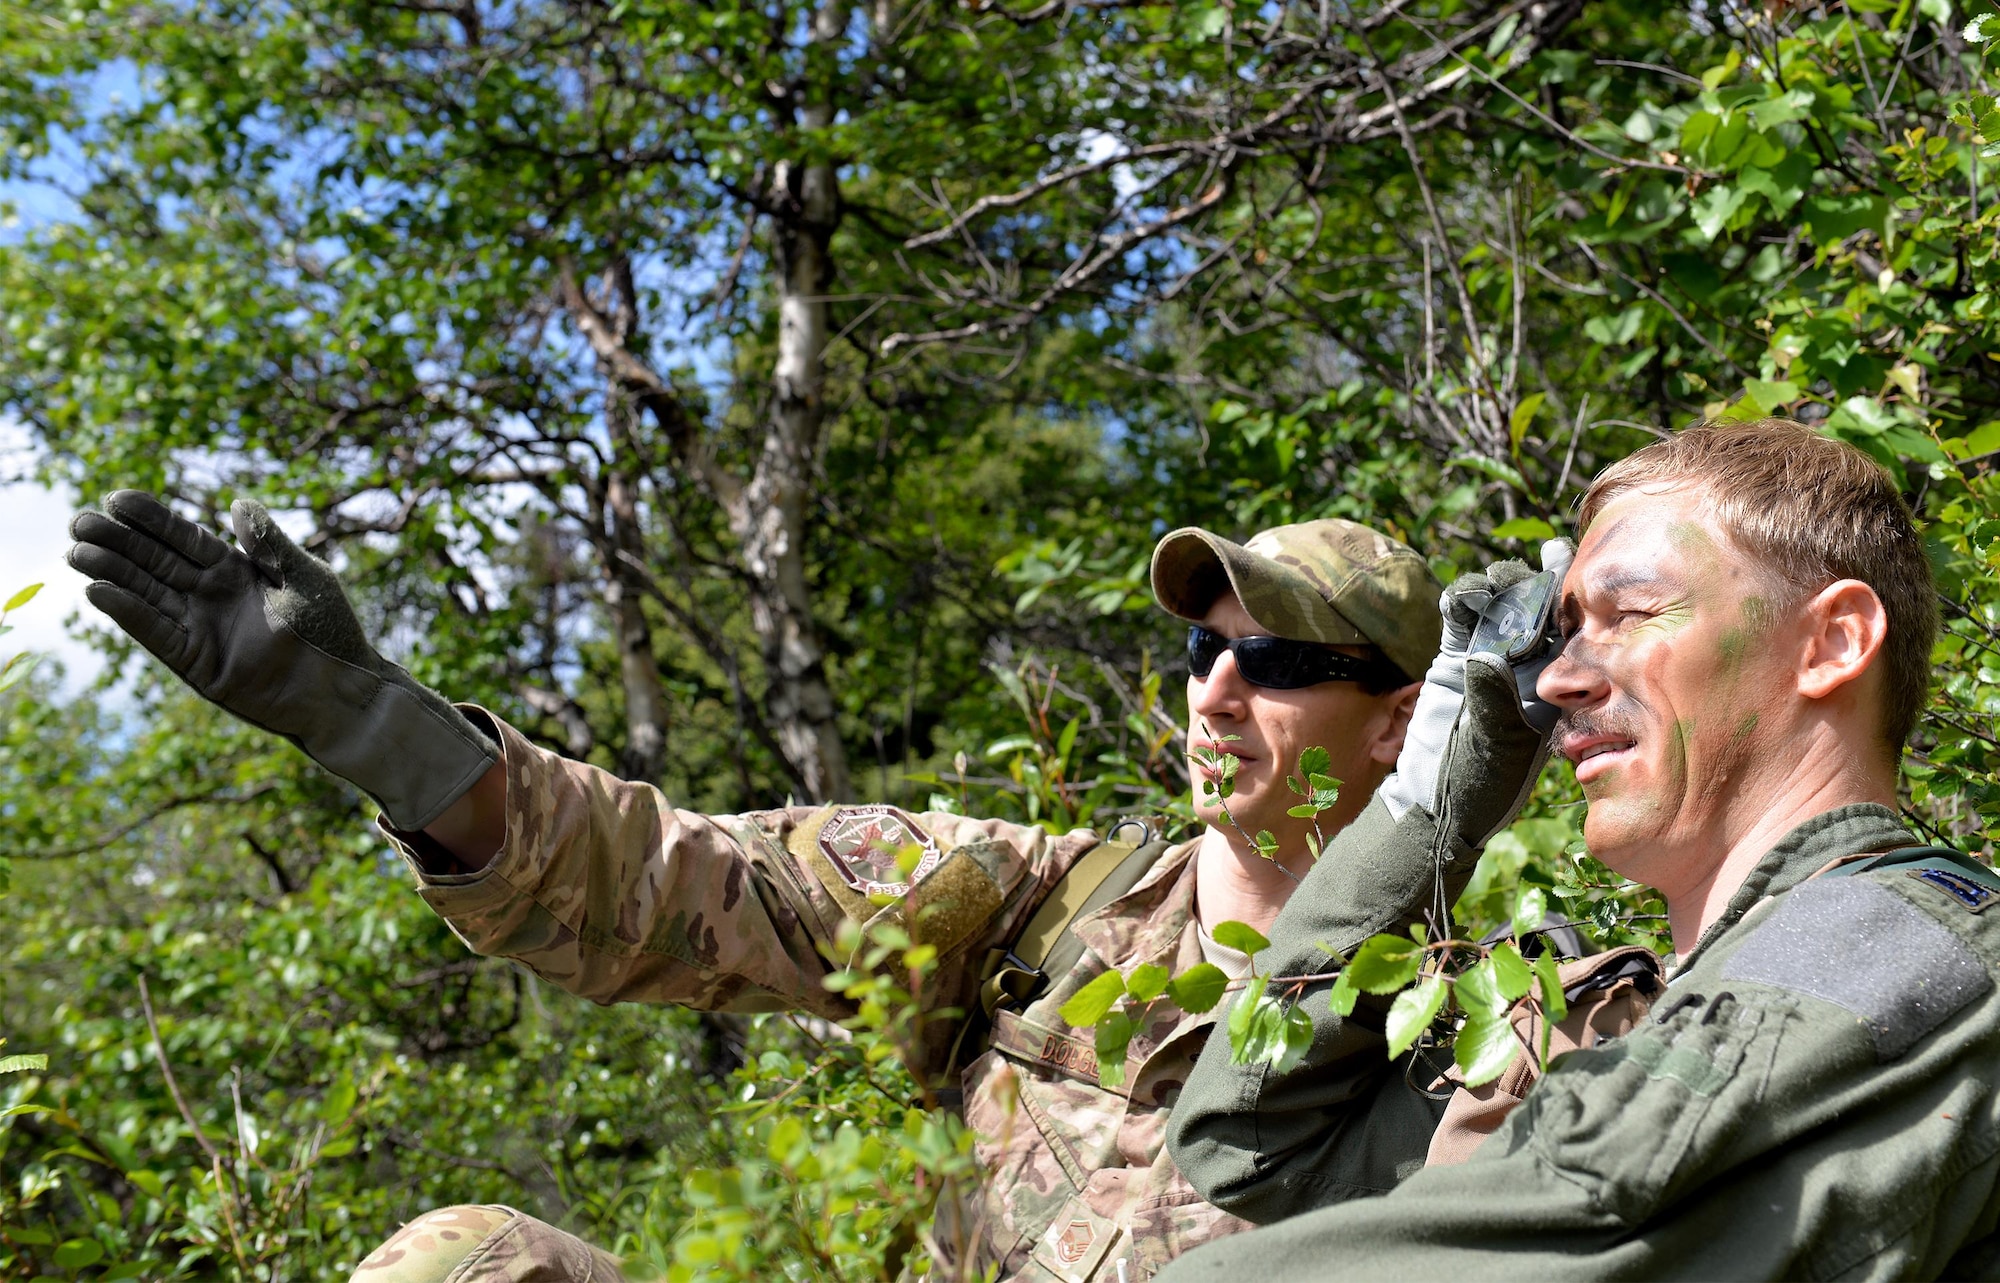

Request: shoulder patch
left=816, top=805, right=941, bottom=896
left=1909, top=866, right=2000, bottom=914
left=1720, top=877, right=1992, bottom=1061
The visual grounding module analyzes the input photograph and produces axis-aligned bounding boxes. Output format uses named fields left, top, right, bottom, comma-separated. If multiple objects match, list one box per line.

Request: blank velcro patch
left=1721, top=878, right=1992, bottom=1061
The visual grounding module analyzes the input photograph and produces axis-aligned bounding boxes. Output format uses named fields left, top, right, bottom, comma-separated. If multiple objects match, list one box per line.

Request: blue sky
left=0, top=61, right=143, bottom=691
left=0, top=419, right=103, bottom=692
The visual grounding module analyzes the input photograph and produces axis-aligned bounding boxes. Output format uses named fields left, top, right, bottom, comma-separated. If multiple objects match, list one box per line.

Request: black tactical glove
left=68, top=491, right=498, bottom=831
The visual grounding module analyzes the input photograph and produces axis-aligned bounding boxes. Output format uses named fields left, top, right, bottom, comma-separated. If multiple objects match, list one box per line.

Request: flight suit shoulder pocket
left=1517, top=989, right=1774, bottom=1224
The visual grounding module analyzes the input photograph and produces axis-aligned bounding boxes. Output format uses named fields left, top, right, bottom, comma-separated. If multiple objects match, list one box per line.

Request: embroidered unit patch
left=1910, top=867, right=2000, bottom=914
left=816, top=805, right=941, bottom=897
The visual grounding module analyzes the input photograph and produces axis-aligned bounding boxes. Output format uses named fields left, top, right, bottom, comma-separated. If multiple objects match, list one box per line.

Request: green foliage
left=638, top=921, right=984, bottom=1281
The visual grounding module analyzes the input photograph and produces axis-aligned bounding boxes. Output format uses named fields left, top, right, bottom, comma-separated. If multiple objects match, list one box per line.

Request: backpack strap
left=980, top=822, right=1175, bottom=1021
left=933, top=822, right=1174, bottom=1102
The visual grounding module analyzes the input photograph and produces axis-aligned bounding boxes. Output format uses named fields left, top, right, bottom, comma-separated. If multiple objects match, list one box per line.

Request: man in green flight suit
left=1161, top=417, right=2000, bottom=1281
left=67, top=492, right=1450, bottom=1280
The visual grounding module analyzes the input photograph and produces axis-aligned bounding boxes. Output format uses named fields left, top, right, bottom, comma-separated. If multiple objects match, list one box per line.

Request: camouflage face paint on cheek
left=1667, top=718, right=1693, bottom=794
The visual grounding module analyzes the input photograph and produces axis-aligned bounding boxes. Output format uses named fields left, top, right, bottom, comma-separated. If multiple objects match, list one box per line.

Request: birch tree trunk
left=729, top=155, right=847, bottom=801
left=718, top=0, right=852, bottom=801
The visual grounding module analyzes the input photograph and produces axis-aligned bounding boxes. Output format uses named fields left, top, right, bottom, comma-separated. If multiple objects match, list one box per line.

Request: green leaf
left=1533, top=950, right=1569, bottom=1028
left=1583, top=304, right=1646, bottom=346
left=53, top=1239, right=105, bottom=1270
left=1094, top=1010, right=1134, bottom=1088
left=1692, top=184, right=1748, bottom=241
left=0, top=1053, right=48, bottom=1074
left=1489, top=941, right=1535, bottom=1002
left=1165, top=962, right=1230, bottom=1014
left=1211, top=920, right=1272, bottom=955
left=1455, top=1003, right=1521, bottom=1088
left=1228, top=977, right=1304, bottom=1067
left=1965, top=12, right=1998, bottom=41
left=1680, top=109, right=1721, bottom=157
left=1964, top=421, right=2000, bottom=457
left=1188, top=3, right=1227, bottom=39
left=1345, top=933, right=1425, bottom=994
left=1747, top=88, right=1815, bottom=131
left=2, top=582, right=41, bottom=612
left=1275, top=1003, right=1314, bottom=1072
left=1059, top=970, right=1127, bottom=1028
left=1508, top=392, right=1545, bottom=450
left=1491, top=517, right=1557, bottom=541
left=1803, top=194, right=1889, bottom=245
left=1453, top=956, right=1512, bottom=1018
left=1511, top=885, right=1549, bottom=944
left=1227, top=974, right=1272, bottom=1058
left=1297, top=745, right=1331, bottom=778
left=1738, top=378, right=1801, bottom=417
left=984, top=734, right=1036, bottom=758
left=1736, top=151, right=1814, bottom=216
left=1386, top=975, right=1448, bottom=1057
left=1450, top=452, right=1530, bottom=492
left=1825, top=395, right=1899, bottom=437
left=1329, top=965, right=1360, bottom=1017
left=0, top=653, right=40, bottom=694
left=1126, top=962, right=1171, bottom=1003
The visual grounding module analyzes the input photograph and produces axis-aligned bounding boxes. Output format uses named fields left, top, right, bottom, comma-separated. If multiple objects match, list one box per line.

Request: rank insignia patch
left=1054, top=1220, right=1095, bottom=1267
left=1910, top=867, right=2000, bottom=914
left=817, top=805, right=941, bottom=897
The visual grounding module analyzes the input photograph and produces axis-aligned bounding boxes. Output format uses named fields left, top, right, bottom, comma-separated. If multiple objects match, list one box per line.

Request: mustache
left=1556, top=700, right=1645, bottom=744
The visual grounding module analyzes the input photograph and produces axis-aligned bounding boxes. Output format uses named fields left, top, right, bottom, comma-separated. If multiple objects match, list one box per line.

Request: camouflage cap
left=1150, top=519, right=1443, bottom=684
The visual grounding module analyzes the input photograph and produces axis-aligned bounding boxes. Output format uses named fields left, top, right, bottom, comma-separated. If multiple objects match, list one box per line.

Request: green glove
left=68, top=491, right=499, bottom=831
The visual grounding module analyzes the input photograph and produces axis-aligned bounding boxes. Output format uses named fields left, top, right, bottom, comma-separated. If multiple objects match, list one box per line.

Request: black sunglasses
left=1187, top=625, right=1409, bottom=692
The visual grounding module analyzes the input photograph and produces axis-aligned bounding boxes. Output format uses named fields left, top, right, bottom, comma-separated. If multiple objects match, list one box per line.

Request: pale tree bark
left=559, top=256, right=674, bottom=784
left=553, top=0, right=854, bottom=800
left=728, top=19, right=850, bottom=801
left=603, top=445, right=671, bottom=782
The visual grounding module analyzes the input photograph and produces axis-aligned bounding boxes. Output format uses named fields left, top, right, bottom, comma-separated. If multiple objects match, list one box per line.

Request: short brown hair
left=1576, top=418, right=1937, bottom=758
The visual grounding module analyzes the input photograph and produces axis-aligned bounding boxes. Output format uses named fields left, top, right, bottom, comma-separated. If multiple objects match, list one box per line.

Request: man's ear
left=1369, top=681, right=1423, bottom=765
left=1797, top=579, right=1888, bottom=702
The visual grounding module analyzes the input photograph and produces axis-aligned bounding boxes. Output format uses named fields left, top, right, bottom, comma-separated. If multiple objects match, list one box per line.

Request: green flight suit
left=1166, top=794, right=1473, bottom=1219
left=1162, top=803, right=2000, bottom=1281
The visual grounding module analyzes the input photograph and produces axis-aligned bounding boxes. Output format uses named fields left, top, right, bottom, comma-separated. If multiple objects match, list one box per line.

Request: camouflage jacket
left=385, top=711, right=1255, bottom=1281
left=1162, top=804, right=2000, bottom=1282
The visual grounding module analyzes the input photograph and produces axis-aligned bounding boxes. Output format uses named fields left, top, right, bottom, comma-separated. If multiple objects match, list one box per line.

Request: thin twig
left=138, top=975, right=225, bottom=1171
left=139, top=974, right=251, bottom=1269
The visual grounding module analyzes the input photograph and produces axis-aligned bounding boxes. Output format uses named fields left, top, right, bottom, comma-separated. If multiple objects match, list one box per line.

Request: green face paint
left=1733, top=711, right=1760, bottom=741
left=1713, top=595, right=1778, bottom=678
left=1717, top=627, right=1747, bottom=674
left=1666, top=718, right=1693, bottom=798
left=1666, top=520, right=1713, bottom=554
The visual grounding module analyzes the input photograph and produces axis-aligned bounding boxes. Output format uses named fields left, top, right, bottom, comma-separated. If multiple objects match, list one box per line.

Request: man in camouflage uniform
left=67, top=495, right=1444, bottom=1281
left=1162, top=419, right=2000, bottom=1281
